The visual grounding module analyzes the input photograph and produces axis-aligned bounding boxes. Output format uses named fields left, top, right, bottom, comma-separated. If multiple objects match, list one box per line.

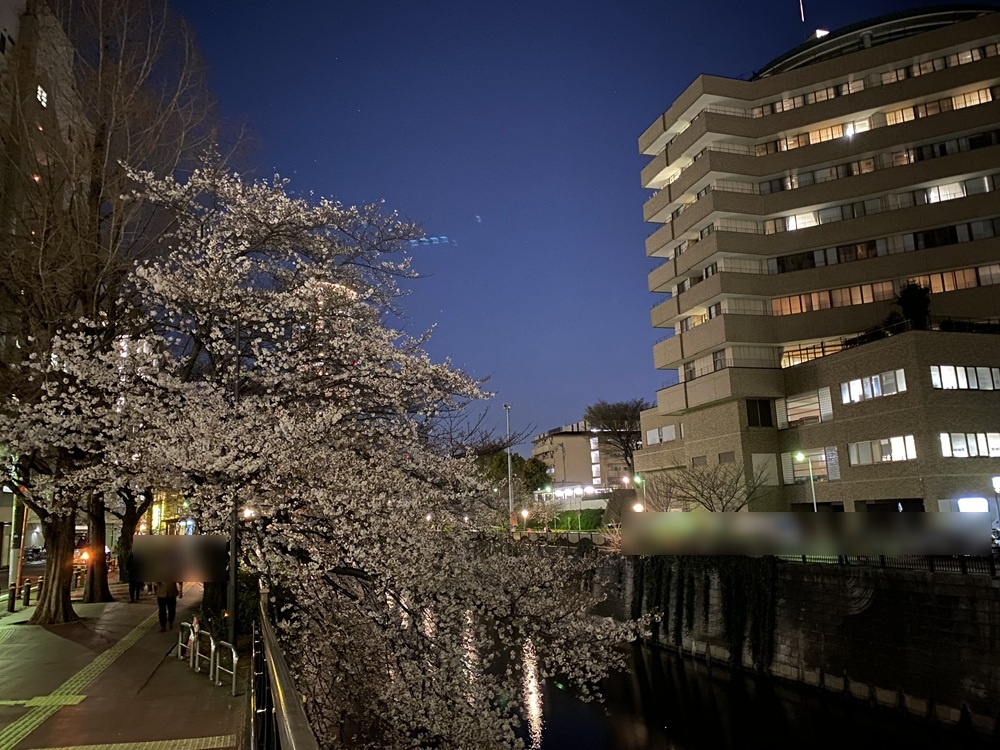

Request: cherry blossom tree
left=124, top=164, right=647, bottom=748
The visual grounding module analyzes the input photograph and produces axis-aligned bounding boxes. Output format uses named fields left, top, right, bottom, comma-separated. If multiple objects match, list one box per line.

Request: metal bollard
left=37, top=576, right=44, bottom=598
left=22, top=580, right=31, bottom=607
left=7, top=584, right=15, bottom=612
left=213, top=640, right=240, bottom=696
left=193, top=630, right=216, bottom=674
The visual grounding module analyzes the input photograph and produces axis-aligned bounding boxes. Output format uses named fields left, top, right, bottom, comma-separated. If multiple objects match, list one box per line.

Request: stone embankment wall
left=609, top=556, right=1000, bottom=736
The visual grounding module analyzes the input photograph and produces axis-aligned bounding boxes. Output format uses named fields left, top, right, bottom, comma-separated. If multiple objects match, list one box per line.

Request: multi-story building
left=637, top=6, right=1000, bottom=513
left=532, top=420, right=631, bottom=490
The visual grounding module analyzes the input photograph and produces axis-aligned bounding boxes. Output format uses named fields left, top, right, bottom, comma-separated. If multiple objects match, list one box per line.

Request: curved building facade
left=637, top=6, right=1000, bottom=513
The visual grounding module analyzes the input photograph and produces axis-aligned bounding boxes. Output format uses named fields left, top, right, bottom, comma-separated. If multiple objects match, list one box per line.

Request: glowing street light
left=633, top=474, right=647, bottom=505
left=633, top=502, right=644, bottom=513
left=794, top=451, right=818, bottom=513
left=521, top=508, right=529, bottom=530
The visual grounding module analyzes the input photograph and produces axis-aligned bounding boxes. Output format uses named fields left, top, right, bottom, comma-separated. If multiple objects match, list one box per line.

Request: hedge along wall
left=620, top=556, right=1000, bottom=735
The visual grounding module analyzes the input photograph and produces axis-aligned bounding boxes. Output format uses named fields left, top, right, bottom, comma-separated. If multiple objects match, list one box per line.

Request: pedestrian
left=156, top=581, right=179, bottom=632
left=126, top=553, right=143, bottom=603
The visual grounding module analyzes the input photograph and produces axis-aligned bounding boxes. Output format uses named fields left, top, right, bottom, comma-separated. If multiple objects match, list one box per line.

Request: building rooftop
left=753, top=4, right=998, bottom=79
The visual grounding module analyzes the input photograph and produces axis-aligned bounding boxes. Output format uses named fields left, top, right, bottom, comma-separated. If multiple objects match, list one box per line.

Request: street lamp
left=633, top=502, right=644, bottom=513
left=504, top=404, right=514, bottom=529
left=794, top=452, right=818, bottom=513
left=521, top=508, right=529, bottom=530
left=633, top=475, right=647, bottom=506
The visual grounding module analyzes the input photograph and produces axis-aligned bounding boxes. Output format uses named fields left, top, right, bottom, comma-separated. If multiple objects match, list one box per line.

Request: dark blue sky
left=171, top=0, right=977, bottom=450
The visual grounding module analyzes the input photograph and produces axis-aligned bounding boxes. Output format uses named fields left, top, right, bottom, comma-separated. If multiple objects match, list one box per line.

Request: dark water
left=527, top=645, right=994, bottom=750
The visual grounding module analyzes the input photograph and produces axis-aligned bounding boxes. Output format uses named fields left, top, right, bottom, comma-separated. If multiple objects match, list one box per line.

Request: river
left=518, top=643, right=994, bottom=749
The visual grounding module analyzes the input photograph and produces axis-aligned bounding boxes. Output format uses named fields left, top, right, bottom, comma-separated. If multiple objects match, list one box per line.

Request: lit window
left=36, top=85, right=47, bottom=107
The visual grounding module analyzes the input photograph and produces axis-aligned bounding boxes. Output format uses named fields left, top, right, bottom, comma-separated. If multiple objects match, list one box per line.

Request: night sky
left=170, top=0, right=977, bottom=451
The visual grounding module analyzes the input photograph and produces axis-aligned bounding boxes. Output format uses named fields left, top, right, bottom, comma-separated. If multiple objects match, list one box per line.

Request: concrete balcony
left=653, top=333, right=683, bottom=371
left=657, top=365, right=786, bottom=415
left=651, top=296, right=679, bottom=328
left=645, top=222, right=677, bottom=257
left=648, top=259, right=677, bottom=293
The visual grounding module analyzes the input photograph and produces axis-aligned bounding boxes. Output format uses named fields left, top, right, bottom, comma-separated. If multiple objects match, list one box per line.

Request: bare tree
left=661, top=462, right=769, bottom=512
left=583, top=398, right=652, bottom=476
left=643, top=471, right=679, bottom=512
left=0, top=0, right=227, bottom=621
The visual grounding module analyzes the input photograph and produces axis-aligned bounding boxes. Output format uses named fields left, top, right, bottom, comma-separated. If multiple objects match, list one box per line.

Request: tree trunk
left=29, top=513, right=79, bottom=625
left=83, top=494, right=114, bottom=603
left=116, top=508, right=139, bottom=583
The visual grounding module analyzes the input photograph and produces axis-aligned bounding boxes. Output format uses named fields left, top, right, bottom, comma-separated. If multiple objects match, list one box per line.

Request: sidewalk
left=0, top=582, right=244, bottom=750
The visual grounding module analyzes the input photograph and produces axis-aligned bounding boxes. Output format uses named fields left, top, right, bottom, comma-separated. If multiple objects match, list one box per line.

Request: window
left=780, top=447, right=835, bottom=484
left=746, top=399, right=773, bottom=427
left=36, top=85, right=47, bottom=107
left=712, top=349, right=727, bottom=372
left=683, top=362, right=695, bottom=381
left=646, top=428, right=660, bottom=446
left=940, top=432, right=1000, bottom=458
left=840, top=370, right=906, bottom=404
left=848, top=435, right=917, bottom=464
left=930, top=365, right=1000, bottom=390
left=719, top=451, right=736, bottom=464
left=692, top=455, right=707, bottom=467
left=784, top=391, right=820, bottom=426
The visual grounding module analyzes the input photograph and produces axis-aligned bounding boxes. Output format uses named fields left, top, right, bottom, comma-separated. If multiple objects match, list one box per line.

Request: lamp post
left=794, top=452, right=818, bottom=513
left=504, top=404, right=514, bottom=529
left=633, top=475, right=647, bottom=507
left=521, top=508, right=529, bottom=530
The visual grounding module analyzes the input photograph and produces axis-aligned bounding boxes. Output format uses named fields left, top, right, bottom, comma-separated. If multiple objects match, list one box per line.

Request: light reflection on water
left=522, top=638, right=544, bottom=749
left=518, top=644, right=994, bottom=750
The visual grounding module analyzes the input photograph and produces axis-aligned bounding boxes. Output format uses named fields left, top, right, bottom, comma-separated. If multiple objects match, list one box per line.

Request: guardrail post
left=878, top=555, right=886, bottom=568
left=6, top=584, right=15, bottom=612
left=959, top=556, right=968, bottom=575
left=21, top=579, right=31, bottom=606
left=928, top=556, right=935, bottom=573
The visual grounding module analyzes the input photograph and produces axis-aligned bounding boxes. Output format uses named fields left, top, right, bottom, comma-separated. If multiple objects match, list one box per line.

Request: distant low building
left=531, top=420, right=630, bottom=492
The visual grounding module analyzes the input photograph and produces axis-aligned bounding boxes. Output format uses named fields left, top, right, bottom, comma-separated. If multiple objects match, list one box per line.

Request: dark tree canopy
left=584, top=398, right=652, bottom=475
left=521, top=457, right=550, bottom=492
left=896, top=282, right=931, bottom=330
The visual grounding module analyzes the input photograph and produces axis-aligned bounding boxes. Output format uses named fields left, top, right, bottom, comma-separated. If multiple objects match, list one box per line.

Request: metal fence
left=777, top=553, right=998, bottom=576
left=247, top=590, right=320, bottom=750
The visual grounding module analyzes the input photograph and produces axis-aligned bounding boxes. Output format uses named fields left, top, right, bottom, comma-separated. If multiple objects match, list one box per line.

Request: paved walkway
left=0, top=583, right=244, bottom=750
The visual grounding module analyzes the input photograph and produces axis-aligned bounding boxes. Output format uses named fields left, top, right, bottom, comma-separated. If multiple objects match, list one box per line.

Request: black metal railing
left=247, top=591, right=319, bottom=750
left=777, top=553, right=998, bottom=577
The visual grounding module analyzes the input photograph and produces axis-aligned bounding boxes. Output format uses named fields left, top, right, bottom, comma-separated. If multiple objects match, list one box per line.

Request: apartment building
left=637, top=6, right=1000, bottom=513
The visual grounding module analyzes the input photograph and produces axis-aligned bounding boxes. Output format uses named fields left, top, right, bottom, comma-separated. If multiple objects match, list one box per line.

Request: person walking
left=126, top=553, right=143, bottom=603
left=156, top=581, right=179, bottom=632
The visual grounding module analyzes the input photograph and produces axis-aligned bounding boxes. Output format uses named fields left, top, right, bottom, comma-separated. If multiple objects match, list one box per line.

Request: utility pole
left=504, top=404, right=513, bottom=529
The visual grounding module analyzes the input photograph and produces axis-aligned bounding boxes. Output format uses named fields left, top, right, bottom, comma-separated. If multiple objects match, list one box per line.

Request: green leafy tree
left=521, top=457, right=549, bottom=492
